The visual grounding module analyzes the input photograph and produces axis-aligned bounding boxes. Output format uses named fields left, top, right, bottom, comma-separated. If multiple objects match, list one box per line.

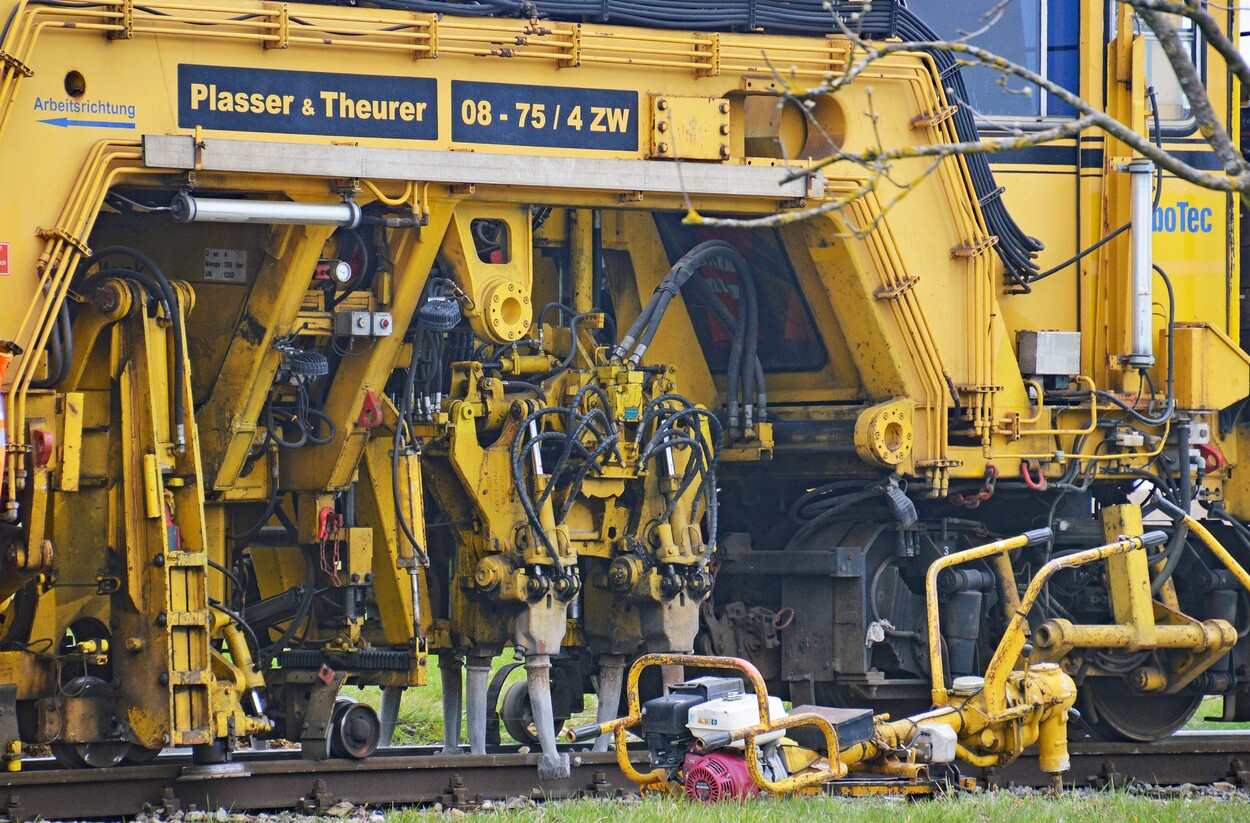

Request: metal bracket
left=440, top=774, right=483, bottom=811
left=558, top=24, right=580, bottom=68
left=951, top=236, right=998, bottom=257
left=3, top=793, right=22, bottom=823
left=286, top=669, right=349, bottom=759
left=263, top=2, right=289, bottom=50
left=917, top=458, right=964, bottom=469
left=873, top=275, right=919, bottom=300
left=423, top=14, right=439, bottom=58
left=910, top=105, right=958, bottom=129
left=34, top=228, right=91, bottom=259
left=579, top=771, right=621, bottom=800
left=108, top=0, right=134, bottom=40
left=296, top=779, right=335, bottom=814
left=695, top=33, right=720, bottom=77
left=0, top=51, right=33, bottom=78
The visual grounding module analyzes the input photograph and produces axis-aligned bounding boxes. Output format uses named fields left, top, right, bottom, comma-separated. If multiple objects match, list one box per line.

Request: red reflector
left=32, top=429, right=54, bottom=468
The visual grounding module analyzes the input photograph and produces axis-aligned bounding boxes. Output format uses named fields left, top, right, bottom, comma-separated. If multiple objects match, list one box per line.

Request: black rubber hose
left=627, top=241, right=754, bottom=425
left=536, top=408, right=611, bottom=510
left=502, top=380, right=545, bottom=396
left=682, top=276, right=767, bottom=424
left=296, top=384, right=337, bottom=446
left=613, top=295, right=660, bottom=361
left=736, top=249, right=760, bottom=426
left=28, top=299, right=71, bottom=389
left=208, top=598, right=262, bottom=659
left=1030, top=223, right=1129, bottom=283
left=1146, top=417, right=1195, bottom=595
left=227, top=456, right=281, bottom=542
left=510, top=407, right=580, bottom=576
left=642, top=404, right=723, bottom=552
left=392, top=337, right=429, bottom=565
left=1177, top=418, right=1193, bottom=511
left=634, top=393, right=694, bottom=443
left=538, top=301, right=578, bottom=330
left=207, top=558, right=245, bottom=601
left=259, top=557, right=317, bottom=664
left=330, top=228, right=373, bottom=308
left=1030, top=89, right=1163, bottom=285
left=1150, top=493, right=1194, bottom=595
left=267, top=403, right=308, bottom=449
left=78, top=267, right=167, bottom=311
left=558, top=434, right=620, bottom=522
left=534, top=313, right=584, bottom=382
left=569, top=382, right=616, bottom=436
left=791, top=489, right=880, bottom=541
left=78, top=246, right=187, bottom=451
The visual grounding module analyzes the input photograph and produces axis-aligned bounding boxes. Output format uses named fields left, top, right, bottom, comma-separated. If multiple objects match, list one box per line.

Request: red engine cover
left=683, top=751, right=757, bottom=802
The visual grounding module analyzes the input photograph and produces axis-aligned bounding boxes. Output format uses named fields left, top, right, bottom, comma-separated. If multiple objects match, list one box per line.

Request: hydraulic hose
left=682, top=274, right=767, bottom=423
left=393, top=335, right=430, bottom=566
left=28, top=299, right=71, bottom=390
left=78, top=247, right=188, bottom=452
left=258, top=556, right=317, bottom=665
left=619, top=240, right=761, bottom=429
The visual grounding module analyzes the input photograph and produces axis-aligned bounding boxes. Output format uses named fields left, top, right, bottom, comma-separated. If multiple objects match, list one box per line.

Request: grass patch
left=1184, top=696, right=1250, bottom=731
left=343, top=654, right=598, bottom=746
left=381, top=791, right=1250, bottom=823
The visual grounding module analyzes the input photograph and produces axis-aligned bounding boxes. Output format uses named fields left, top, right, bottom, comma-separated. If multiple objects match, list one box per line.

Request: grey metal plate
left=142, top=136, right=821, bottom=200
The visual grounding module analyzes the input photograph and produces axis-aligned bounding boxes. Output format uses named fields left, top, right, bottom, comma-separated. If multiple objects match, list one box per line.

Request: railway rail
left=1, top=733, right=1249, bottom=820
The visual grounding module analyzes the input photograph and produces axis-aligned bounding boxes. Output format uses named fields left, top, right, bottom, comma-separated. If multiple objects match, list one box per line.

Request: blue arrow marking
left=39, top=117, right=136, bottom=129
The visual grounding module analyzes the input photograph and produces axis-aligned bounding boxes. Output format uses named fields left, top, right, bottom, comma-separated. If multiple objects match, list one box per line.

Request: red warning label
left=0, top=243, right=8, bottom=275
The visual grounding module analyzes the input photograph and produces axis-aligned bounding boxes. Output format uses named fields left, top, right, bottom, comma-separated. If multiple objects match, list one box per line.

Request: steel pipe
left=171, top=192, right=362, bottom=228
left=1126, top=158, right=1155, bottom=367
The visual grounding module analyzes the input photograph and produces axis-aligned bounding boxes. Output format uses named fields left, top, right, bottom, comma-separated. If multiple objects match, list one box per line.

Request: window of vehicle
left=652, top=215, right=827, bottom=374
left=1109, top=5, right=1201, bottom=122
left=906, top=0, right=1081, bottom=119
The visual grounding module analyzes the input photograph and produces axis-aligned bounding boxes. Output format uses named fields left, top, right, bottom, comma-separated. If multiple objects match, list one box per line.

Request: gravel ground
left=102, top=779, right=1250, bottom=823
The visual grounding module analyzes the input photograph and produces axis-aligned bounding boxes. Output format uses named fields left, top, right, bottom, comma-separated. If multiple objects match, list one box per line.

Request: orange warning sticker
left=0, top=243, right=8, bottom=275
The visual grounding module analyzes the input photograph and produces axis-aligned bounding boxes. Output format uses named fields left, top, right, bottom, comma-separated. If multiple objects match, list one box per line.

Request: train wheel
left=50, top=741, right=131, bottom=769
left=1078, top=677, right=1203, bottom=742
left=499, top=680, right=568, bottom=746
left=329, top=700, right=381, bottom=759
left=50, top=675, right=132, bottom=768
left=123, top=745, right=163, bottom=765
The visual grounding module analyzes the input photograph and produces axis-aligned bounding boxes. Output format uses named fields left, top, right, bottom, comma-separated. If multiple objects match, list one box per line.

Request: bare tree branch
left=1131, top=4, right=1246, bottom=176
left=801, top=25, right=1250, bottom=194
left=696, top=2, right=1250, bottom=241
left=1126, top=0, right=1250, bottom=101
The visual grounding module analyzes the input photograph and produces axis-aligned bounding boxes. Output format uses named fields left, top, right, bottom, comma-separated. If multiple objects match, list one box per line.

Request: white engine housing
left=687, top=693, right=787, bottom=748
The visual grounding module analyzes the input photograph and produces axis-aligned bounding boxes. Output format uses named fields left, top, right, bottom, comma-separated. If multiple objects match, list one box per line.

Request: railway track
left=1, top=733, right=1249, bottom=820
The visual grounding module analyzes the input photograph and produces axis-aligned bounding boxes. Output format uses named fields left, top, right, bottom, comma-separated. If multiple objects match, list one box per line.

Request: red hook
left=1196, top=442, right=1226, bottom=474
left=1021, top=461, right=1048, bottom=492
left=317, top=505, right=343, bottom=542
